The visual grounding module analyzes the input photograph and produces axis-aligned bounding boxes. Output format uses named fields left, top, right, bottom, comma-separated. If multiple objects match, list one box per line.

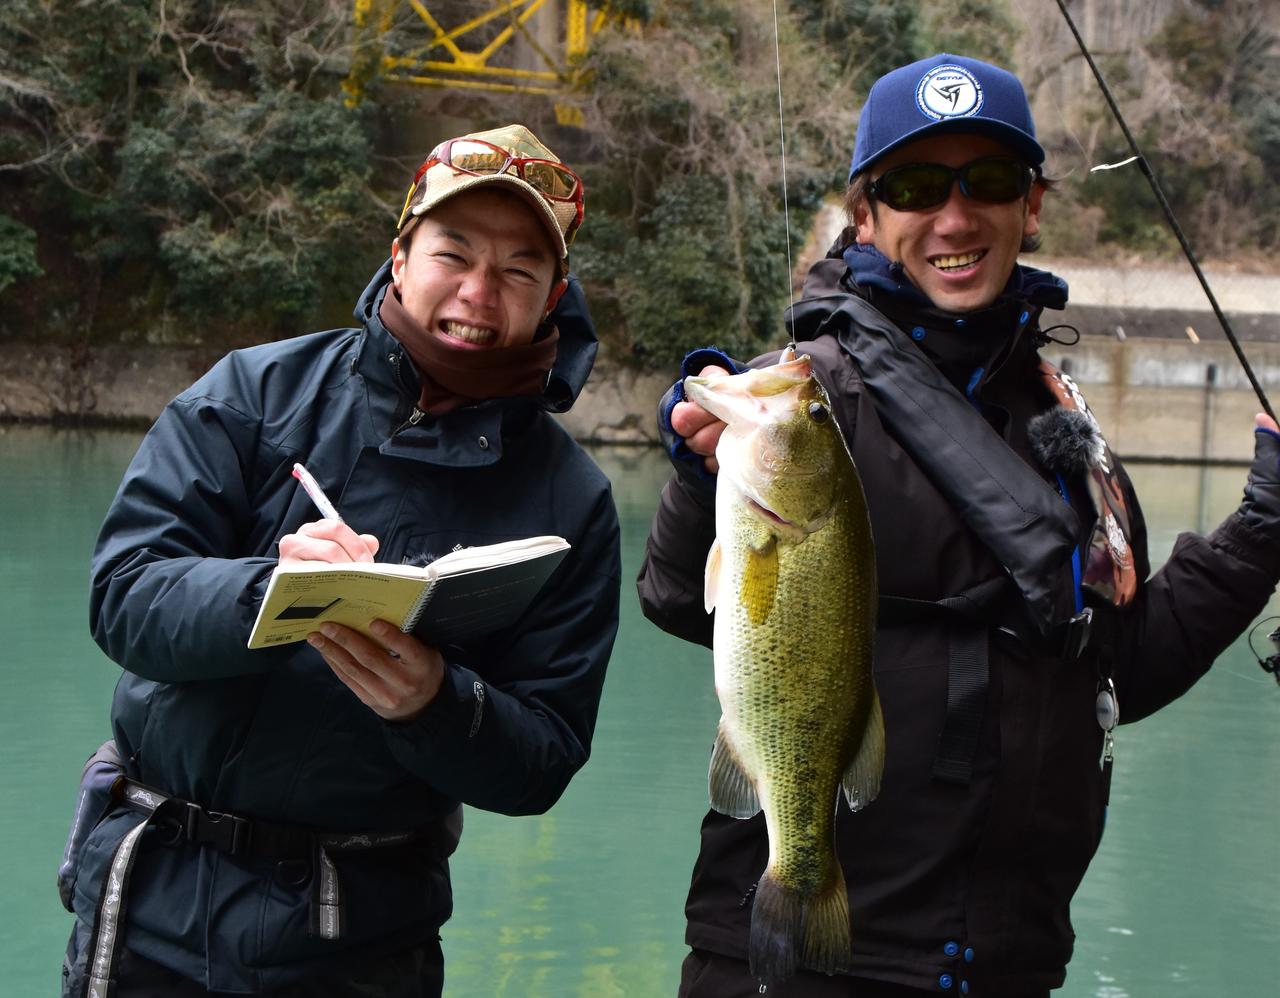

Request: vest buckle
left=1060, top=607, right=1093, bottom=660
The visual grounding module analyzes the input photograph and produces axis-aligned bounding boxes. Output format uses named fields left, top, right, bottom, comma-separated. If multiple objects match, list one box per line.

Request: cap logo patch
left=916, top=64, right=983, bottom=120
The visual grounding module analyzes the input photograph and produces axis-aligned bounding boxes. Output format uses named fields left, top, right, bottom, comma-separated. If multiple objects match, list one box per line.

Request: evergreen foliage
left=0, top=214, right=43, bottom=294
left=0, top=0, right=382, bottom=344
left=923, top=0, right=1018, bottom=67
left=1044, top=0, right=1278, bottom=259
left=791, top=0, right=925, bottom=92
left=1145, top=0, right=1280, bottom=252
left=0, top=0, right=1276, bottom=361
left=573, top=0, right=854, bottom=365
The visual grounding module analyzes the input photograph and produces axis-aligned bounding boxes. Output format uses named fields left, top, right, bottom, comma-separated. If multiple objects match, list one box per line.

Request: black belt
left=121, top=780, right=423, bottom=865
left=117, top=779, right=430, bottom=940
left=78, top=779, right=438, bottom=998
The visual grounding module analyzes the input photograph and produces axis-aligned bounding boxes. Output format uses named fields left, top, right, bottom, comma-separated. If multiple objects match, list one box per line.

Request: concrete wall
left=1038, top=337, right=1280, bottom=463
left=2, top=334, right=1276, bottom=464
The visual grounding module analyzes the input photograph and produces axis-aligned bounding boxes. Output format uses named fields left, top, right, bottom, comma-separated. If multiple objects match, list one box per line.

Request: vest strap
left=787, top=293, right=1079, bottom=634
left=932, top=624, right=989, bottom=786
left=880, top=584, right=1095, bottom=787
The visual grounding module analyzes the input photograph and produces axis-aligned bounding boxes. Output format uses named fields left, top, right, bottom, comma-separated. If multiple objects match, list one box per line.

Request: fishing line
left=769, top=0, right=796, bottom=352
left=1054, top=0, right=1275, bottom=422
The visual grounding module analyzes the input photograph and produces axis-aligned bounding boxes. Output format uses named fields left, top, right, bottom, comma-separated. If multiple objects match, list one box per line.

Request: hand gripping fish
left=685, top=349, right=884, bottom=987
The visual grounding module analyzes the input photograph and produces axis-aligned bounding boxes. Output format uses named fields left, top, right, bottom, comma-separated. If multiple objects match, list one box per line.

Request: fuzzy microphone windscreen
left=1027, top=408, right=1104, bottom=476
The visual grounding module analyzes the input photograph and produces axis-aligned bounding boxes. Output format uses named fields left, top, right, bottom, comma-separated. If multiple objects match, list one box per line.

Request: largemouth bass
left=686, top=349, right=883, bottom=986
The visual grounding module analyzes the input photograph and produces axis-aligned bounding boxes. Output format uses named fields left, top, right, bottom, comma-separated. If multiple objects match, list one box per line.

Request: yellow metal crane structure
left=346, top=1, right=624, bottom=124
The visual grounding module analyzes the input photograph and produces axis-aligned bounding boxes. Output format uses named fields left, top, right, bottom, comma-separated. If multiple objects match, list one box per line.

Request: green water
left=2, top=425, right=1276, bottom=997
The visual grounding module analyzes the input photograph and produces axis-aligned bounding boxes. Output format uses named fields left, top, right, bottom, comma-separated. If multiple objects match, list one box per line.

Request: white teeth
left=932, top=251, right=984, bottom=271
left=443, top=321, right=496, bottom=344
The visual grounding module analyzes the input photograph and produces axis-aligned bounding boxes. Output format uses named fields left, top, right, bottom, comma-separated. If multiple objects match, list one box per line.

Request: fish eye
left=807, top=402, right=830, bottom=423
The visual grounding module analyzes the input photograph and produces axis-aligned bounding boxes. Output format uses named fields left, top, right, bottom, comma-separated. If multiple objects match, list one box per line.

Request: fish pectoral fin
left=704, top=539, right=722, bottom=614
left=708, top=721, right=761, bottom=819
left=740, top=537, right=778, bottom=626
left=841, top=690, right=886, bottom=812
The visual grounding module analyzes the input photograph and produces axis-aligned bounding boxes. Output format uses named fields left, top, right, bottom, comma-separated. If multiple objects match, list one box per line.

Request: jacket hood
left=793, top=248, right=1069, bottom=401
left=838, top=242, right=1068, bottom=312
left=353, top=259, right=599, bottom=414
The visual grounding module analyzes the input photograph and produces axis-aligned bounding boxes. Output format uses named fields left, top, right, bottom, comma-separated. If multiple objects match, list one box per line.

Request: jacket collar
left=351, top=259, right=598, bottom=416
left=837, top=242, right=1068, bottom=313
left=349, top=261, right=537, bottom=467
left=806, top=244, right=1069, bottom=397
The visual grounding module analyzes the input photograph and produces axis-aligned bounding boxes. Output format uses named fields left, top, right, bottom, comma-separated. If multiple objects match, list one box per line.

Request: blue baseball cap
left=848, top=53, right=1044, bottom=180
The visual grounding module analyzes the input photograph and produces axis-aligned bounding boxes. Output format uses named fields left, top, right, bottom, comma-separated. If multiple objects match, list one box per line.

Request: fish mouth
left=747, top=496, right=790, bottom=526
left=743, top=488, right=835, bottom=537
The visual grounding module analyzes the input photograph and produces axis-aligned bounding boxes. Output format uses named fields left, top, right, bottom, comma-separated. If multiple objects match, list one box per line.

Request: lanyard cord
left=1054, top=471, right=1085, bottom=614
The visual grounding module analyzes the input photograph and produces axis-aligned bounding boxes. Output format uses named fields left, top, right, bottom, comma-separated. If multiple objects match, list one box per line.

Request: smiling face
left=854, top=132, right=1044, bottom=313
left=391, top=186, right=563, bottom=350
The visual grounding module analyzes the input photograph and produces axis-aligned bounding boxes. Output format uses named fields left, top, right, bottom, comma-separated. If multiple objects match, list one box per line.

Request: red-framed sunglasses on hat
left=401, top=137, right=585, bottom=241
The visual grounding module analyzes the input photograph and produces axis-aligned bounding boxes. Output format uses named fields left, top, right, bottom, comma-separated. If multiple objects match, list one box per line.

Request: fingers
left=279, top=520, right=380, bottom=565
left=670, top=399, right=717, bottom=439
left=306, top=621, right=444, bottom=722
left=672, top=366, right=730, bottom=475
left=671, top=401, right=724, bottom=474
left=1255, top=412, right=1279, bottom=435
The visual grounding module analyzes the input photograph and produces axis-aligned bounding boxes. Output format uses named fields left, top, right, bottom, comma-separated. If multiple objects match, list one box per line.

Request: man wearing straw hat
left=59, top=124, right=620, bottom=997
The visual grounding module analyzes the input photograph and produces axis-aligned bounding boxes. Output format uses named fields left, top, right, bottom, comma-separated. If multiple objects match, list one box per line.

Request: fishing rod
left=1054, top=0, right=1275, bottom=422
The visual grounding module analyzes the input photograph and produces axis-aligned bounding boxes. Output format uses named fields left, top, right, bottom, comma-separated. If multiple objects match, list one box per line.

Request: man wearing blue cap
left=638, top=54, right=1280, bottom=996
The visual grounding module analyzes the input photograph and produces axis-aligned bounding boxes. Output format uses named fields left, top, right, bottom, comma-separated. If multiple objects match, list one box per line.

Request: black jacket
left=73, top=263, right=621, bottom=992
left=637, top=254, right=1279, bottom=995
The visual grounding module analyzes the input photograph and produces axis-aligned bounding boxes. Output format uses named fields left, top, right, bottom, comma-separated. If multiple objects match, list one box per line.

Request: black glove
left=1239, top=428, right=1280, bottom=532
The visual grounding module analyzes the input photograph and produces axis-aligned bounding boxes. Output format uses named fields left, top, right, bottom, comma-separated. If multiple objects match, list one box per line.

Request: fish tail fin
left=748, top=868, right=851, bottom=986
left=802, top=867, right=852, bottom=975
left=748, top=871, right=804, bottom=986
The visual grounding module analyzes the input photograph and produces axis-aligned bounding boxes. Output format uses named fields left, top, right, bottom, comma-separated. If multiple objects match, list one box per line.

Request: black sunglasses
left=868, top=157, right=1035, bottom=212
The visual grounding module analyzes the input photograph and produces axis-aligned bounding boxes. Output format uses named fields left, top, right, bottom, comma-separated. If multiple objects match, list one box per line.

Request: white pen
left=291, top=463, right=344, bottom=523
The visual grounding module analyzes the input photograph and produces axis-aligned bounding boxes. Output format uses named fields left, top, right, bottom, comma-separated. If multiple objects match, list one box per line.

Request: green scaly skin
left=692, top=361, right=882, bottom=984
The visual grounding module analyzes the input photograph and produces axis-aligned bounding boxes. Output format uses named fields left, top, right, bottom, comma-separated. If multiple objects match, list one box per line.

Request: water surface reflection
left=1, top=430, right=1275, bottom=997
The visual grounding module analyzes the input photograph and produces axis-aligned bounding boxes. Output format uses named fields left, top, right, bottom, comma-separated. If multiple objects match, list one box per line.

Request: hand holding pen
left=278, top=462, right=380, bottom=566
left=285, top=464, right=438, bottom=700
left=291, top=463, right=344, bottom=523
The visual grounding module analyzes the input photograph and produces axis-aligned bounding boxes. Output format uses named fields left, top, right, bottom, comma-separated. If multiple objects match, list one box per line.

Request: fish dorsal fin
left=708, top=719, right=761, bottom=818
left=740, top=537, right=778, bottom=626
left=841, top=690, right=885, bottom=811
left=704, top=538, right=722, bottom=614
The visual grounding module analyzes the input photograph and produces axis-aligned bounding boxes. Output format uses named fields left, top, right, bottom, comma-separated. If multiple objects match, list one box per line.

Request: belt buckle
left=184, top=802, right=251, bottom=856
left=1061, top=607, right=1093, bottom=660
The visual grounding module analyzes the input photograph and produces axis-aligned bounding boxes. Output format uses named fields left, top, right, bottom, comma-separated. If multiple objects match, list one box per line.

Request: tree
left=791, top=0, right=925, bottom=93
left=1145, top=0, right=1280, bottom=252
left=921, top=0, right=1019, bottom=68
left=0, top=0, right=384, bottom=345
left=573, top=0, right=857, bottom=367
left=0, top=214, right=42, bottom=294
